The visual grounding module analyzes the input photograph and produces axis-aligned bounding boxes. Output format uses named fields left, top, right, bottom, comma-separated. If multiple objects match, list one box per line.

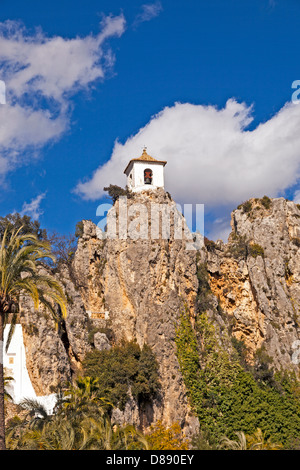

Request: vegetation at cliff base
left=146, top=421, right=189, bottom=450
left=5, top=375, right=190, bottom=450
left=83, top=341, right=161, bottom=410
left=6, top=377, right=149, bottom=450
left=0, top=225, right=67, bottom=450
left=175, top=310, right=300, bottom=449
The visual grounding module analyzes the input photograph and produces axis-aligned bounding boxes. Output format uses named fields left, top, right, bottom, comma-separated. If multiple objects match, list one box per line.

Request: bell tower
left=124, top=148, right=167, bottom=192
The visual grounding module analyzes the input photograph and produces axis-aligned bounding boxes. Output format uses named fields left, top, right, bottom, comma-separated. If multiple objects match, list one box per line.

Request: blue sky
left=0, top=0, right=299, bottom=240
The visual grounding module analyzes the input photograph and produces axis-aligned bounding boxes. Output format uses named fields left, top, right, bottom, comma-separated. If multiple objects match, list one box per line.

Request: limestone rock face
left=17, top=193, right=300, bottom=433
left=73, top=221, right=106, bottom=318
left=57, top=265, right=92, bottom=366
left=20, top=292, right=71, bottom=396
left=18, top=189, right=199, bottom=435
left=19, top=264, right=91, bottom=395
left=72, top=190, right=200, bottom=433
left=94, top=332, right=111, bottom=351
left=206, top=197, right=300, bottom=371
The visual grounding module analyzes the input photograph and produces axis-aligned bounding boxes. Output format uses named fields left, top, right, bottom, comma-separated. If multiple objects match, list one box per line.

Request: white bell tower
left=124, top=148, right=167, bottom=192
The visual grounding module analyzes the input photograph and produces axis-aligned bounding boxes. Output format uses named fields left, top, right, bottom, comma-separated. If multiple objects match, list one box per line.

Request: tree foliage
left=83, top=341, right=161, bottom=410
left=103, top=184, right=133, bottom=204
left=0, top=226, right=67, bottom=449
left=6, top=377, right=148, bottom=450
left=175, top=310, right=300, bottom=449
left=47, top=231, right=77, bottom=269
left=0, top=213, right=47, bottom=240
left=146, top=421, right=189, bottom=450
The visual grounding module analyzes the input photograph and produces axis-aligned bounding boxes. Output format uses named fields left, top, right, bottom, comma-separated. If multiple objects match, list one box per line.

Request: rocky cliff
left=206, top=196, right=300, bottom=372
left=16, top=193, right=300, bottom=435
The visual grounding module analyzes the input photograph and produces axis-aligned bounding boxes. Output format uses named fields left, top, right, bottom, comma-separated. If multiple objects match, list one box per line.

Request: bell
left=144, top=170, right=152, bottom=184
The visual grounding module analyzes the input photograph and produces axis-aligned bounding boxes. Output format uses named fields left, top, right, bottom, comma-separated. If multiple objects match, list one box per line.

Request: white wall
left=3, top=324, right=56, bottom=415
left=127, top=161, right=165, bottom=191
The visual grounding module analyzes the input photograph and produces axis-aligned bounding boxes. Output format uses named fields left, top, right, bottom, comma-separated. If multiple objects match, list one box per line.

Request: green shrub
left=83, top=341, right=160, bottom=409
left=196, top=263, right=214, bottom=313
left=75, top=221, right=84, bottom=238
left=228, top=234, right=248, bottom=260
left=260, top=195, right=272, bottom=209
left=204, top=237, right=217, bottom=252
left=237, top=200, right=252, bottom=213
left=175, top=310, right=300, bottom=448
left=252, top=346, right=275, bottom=386
left=196, top=262, right=211, bottom=292
left=0, top=212, right=47, bottom=240
left=231, top=337, right=248, bottom=367
left=103, top=184, right=133, bottom=204
left=249, top=243, right=264, bottom=258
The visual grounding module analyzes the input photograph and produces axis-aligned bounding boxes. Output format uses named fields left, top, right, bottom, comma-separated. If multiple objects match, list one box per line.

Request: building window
left=9, top=357, right=14, bottom=364
left=144, top=168, right=152, bottom=184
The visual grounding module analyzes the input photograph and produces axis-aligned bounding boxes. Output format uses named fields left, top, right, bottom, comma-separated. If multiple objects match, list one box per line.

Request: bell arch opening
left=144, top=168, right=153, bottom=185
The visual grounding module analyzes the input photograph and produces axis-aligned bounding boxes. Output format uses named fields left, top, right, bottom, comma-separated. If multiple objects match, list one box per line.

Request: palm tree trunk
left=0, top=311, right=6, bottom=450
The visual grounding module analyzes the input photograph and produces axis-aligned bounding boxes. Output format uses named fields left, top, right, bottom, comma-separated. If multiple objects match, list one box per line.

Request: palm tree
left=219, top=431, right=248, bottom=450
left=5, top=376, right=150, bottom=450
left=18, top=398, right=52, bottom=430
left=79, top=416, right=149, bottom=450
left=58, top=376, right=110, bottom=420
left=0, top=226, right=66, bottom=450
left=246, top=428, right=283, bottom=450
left=4, top=373, right=14, bottom=402
left=219, top=428, right=283, bottom=450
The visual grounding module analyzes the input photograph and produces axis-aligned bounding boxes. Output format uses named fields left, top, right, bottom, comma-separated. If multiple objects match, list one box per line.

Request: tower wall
left=127, top=161, right=165, bottom=191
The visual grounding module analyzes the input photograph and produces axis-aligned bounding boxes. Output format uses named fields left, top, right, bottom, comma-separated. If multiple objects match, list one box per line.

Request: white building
left=3, top=324, right=56, bottom=415
left=124, top=148, right=167, bottom=192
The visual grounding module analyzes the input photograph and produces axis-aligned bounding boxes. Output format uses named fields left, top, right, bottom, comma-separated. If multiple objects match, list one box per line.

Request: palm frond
left=5, top=310, right=18, bottom=352
left=0, top=223, right=67, bottom=349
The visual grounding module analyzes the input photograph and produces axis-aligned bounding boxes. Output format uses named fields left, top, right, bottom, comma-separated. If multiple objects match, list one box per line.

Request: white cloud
left=20, top=192, right=47, bottom=220
left=0, top=15, right=126, bottom=178
left=133, top=2, right=163, bottom=26
left=206, top=216, right=232, bottom=243
left=75, top=99, right=300, bottom=239
left=0, top=80, right=5, bottom=104
left=293, top=190, right=300, bottom=204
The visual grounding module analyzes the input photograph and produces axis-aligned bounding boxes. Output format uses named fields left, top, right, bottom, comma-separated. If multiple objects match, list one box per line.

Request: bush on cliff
left=83, top=341, right=160, bottom=410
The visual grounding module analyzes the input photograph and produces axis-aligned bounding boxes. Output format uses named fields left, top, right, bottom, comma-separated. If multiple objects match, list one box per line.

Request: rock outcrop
left=16, top=193, right=300, bottom=434
left=72, top=189, right=200, bottom=433
left=206, top=197, right=300, bottom=371
left=19, top=264, right=91, bottom=395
